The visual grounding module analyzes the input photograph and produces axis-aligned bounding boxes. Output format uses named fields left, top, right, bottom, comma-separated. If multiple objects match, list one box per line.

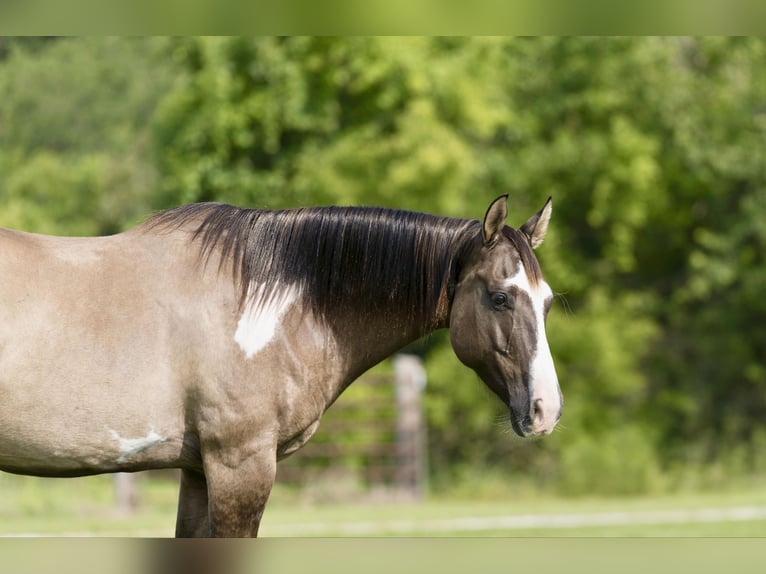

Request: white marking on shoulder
left=109, top=429, right=167, bottom=463
left=234, top=283, right=299, bottom=358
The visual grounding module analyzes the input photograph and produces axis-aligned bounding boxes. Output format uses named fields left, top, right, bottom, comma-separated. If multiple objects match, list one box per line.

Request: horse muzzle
left=510, top=396, right=562, bottom=437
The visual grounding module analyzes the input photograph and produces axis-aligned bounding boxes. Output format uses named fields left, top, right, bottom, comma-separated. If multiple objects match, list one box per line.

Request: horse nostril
left=532, top=398, right=544, bottom=425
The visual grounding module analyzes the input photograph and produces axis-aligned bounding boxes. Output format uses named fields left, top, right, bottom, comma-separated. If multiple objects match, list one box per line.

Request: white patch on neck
left=234, top=283, right=299, bottom=359
left=109, top=430, right=166, bottom=463
left=503, top=266, right=560, bottom=426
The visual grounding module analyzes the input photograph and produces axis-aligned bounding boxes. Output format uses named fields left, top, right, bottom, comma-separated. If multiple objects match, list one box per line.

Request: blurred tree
left=154, top=37, right=512, bottom=215
left=645, top=37, right=766, bottom=466
left=0, top=37, right=179, bottom=234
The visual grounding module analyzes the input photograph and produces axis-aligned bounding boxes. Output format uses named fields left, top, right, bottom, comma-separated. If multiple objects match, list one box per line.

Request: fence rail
left=277, top=355, right=427, bottom=500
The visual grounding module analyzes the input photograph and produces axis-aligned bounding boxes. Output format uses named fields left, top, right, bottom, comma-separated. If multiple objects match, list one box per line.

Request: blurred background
left=1, top=36, right=765, bottom=536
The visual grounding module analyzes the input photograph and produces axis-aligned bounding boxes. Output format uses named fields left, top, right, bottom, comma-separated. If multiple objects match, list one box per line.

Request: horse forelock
left=147, top=203, right=479, bottom=331
left=502, top=226, right=543, bottom=287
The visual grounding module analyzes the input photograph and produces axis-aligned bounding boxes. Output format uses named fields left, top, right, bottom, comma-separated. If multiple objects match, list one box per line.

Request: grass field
left=2, top=472, right=766, bottom=537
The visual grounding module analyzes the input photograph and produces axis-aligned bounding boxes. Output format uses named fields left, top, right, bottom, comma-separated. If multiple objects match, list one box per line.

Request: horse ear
left=483, top=194, right=508, bottom=245
left=520, top=196, right=552, bottom=250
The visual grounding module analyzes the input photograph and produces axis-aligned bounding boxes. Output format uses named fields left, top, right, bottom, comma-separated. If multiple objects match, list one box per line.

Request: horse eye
left=490, top=292, right=507, bottom=308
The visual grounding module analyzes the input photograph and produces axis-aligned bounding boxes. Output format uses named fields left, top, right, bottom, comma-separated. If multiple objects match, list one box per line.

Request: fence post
left=393, top=354, right=427, bottom=501
left=113, top=472, right=138, bottom=515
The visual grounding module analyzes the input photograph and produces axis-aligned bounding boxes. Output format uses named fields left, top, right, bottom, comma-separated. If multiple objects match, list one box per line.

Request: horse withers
left=0, top=195, right=561, bottom=536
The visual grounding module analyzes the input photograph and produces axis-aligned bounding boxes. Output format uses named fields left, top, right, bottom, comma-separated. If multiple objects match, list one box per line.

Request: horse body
left=0, top=228, right=202, bottom=476
left=0, top=197, right=561, bottom=536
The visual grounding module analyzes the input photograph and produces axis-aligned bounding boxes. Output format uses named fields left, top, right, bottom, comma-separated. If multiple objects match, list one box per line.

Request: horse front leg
left=175, top=469, right=211, bottom=537
left=203, top=448, right=277, bottom=537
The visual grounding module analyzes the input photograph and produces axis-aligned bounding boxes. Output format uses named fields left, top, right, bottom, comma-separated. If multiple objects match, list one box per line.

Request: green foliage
left=2, top=37, right=766, bottom=495
left=556, top=423, right=663, bottom=496
left=154, top=37, right=511, bottom=215
left=2, top=152, right=114, bottom=235
left=0, top=37, right=178, bottom=234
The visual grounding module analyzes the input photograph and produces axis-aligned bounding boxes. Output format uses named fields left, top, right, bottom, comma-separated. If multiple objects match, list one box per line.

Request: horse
left=0, top=195, right=561, bottom=537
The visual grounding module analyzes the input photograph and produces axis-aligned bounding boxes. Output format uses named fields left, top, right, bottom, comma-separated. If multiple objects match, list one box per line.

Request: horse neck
left=326, top=227, right=477, bottom=379
left=331, top=300, right=447, bottom=381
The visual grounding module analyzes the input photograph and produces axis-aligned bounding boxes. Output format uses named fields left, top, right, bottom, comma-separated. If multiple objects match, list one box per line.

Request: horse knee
left=204, top=454, right=277, bottom=537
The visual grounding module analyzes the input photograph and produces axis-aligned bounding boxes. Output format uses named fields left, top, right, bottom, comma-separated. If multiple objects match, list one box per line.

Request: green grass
left=2, top=473, right=766, bottom=537
left=0, top=473, right=178, bottom=536
left=261, top=487, right=766, bottom=537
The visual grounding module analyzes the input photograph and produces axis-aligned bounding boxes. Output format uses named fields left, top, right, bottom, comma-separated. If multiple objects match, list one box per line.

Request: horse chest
left=276, top=418, right=321, bottom=460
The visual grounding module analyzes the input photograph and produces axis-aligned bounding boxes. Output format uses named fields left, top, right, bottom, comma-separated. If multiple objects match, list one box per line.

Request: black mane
left=148, top=203, right=480, bottom=330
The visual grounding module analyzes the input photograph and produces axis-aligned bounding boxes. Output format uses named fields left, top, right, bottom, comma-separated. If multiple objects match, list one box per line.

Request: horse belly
left=0, top=339, right=188, bottom=477
left=0, top=388, right=187, bottom=476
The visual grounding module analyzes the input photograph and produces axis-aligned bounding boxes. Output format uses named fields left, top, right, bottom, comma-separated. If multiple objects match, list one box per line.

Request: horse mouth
left=510, top=410, right=557, bottom=438
left=511, top=408, right=555, bottom=437
left=510, top=413, right=533, bottom=437
left=477, top=368, right=538, bottom=437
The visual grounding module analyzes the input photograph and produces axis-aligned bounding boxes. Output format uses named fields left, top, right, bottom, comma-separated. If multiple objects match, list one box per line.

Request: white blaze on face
left=235, top=283, right=299, bottom=359
left=504, top=266, right=560, bottom=433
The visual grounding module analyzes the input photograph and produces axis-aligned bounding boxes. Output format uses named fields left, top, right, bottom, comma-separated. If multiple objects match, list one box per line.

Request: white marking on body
left=504, top=266, right=560, bottom=430
left=109, top=430, right=167, bottom=463
left=234, top=283, right=299, bottom=358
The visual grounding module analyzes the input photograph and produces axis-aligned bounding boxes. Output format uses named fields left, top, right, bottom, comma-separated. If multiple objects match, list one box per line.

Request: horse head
left=449, top=195, right=562, bottom=437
